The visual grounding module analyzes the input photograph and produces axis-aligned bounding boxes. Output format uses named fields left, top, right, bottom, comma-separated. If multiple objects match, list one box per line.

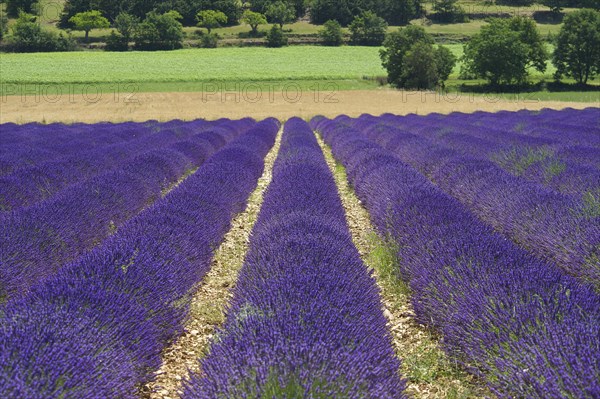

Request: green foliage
left=200, top=32, right=219, bottom=47
left=5, top=0, right=36, bottom=18
left=7, top=11, right=76, bottom=52
left=60, top=0, right=241, bottom=28
left=69, top=10, right=110, bottom=42
left=431, top=0, right=467, bottom=23
left=134, top=10, right=184, bottom=51
left=241, top=10, right=267, bottom=35
left=461, top=17, right=547, bottom=86
left=251, top=0, right=306, bottom=18
left=114, top=13, right=139, bottom=42
left=319, top=19, right=343, bottom=46
left=1, top=10, right=8, bottom=41
left=265, top=1, right=296, bottom=28
left=349, top=10, right=387, bottom=46
left=380, top=25, right=456, bottom=89
left=105, top=30, right=129, bottom=51
left=266, top=24, right=288, bottom=47
left=541, top=0, right=567, bottom=13
left=196, top=9, right=227, bottom=34
left=309, top=0, right=420, bottom=26
left=553, top=9, right=600, bottom=85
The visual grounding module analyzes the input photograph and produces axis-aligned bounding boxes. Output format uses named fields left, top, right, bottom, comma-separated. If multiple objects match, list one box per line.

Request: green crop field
left=0, top=47, right=386, bottom=84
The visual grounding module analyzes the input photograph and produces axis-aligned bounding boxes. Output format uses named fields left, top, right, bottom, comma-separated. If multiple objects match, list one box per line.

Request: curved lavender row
left=312, top=116, right=600, bottom=399
left=185, top=118, right=405, bottom=399
left=350, top=115, right=600, bottom=288
left=0, top=120, right=253, bottom=301
left=0, top=120, right=221, bottom=211
left=0, top=122, right=156, bottom=176
left=368, top=111, right=600, bottom=197
left=0, top=118, right=279, bottom=399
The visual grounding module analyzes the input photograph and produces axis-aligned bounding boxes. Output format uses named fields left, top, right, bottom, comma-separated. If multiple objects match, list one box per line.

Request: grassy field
left=1, top=45, right=597, bottom=102
left=0, top=47, right=386, bottom=84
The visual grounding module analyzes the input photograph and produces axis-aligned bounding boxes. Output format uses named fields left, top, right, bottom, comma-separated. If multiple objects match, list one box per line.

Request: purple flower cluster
left=348, top=111, right=600, bottom=288
left=0, top=121, right=153, bottom=176
left=312, top=114, right=600, bottom=399
left=184, top=118, right=405, bottom=399
left=0, top=119, right=255, bottom=301
left=363, top=108, right=599, bottom=199
left=0, top=118, right=279, bottom=398
left=0, top=119, right=238, bottom=211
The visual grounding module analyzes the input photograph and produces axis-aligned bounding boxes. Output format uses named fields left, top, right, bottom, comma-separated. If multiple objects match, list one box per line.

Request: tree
left=309, top=0, right=354, bottom=26
left=196, top=10, right=227, bottom=34
left=461, top=17, right=547, bottom=86
left=134, top=10, right=184, bottom=51
left=349, top=10, right=387, bottom=46
left=8, top=11, right=75, bottom=52
left=1, top=10, right=8, bottom=41
left=319, top=19, right=343, bottom=46
left=241, top=10, right=267, bottom=35
left=114, top=12, right=138, bottom=42
left=434, top=45, right=457, bottom=87
left=540, top=0, right=567, bottom=14
left=266, top=24, right=287, bottom=47
left=432, top=0, right=466, bottom=23
left=5, top=0, right=36, bottom=18
left=553, top=9, right=600, bottom=85
left=265, top=1, right=295, bottom=28
left=69, top=10, right=110, bottom=42
left=380, top=25, right=456, bottom=89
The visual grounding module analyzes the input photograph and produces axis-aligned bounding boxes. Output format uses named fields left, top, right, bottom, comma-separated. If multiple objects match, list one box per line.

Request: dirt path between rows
left=140, top=128, right=282, bottom=399
left=317, top=134, right=493, bottom=399
left=1, top=89, right=595, bottom=124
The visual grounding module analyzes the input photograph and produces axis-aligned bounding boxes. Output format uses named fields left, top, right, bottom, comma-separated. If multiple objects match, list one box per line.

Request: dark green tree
left=380, top=25, right=456, bottom=89
left=113, top=12, right=138, bottom=42
left=8, top=11, right=75, bottom=51
left=265, top=1, right=295, bottom=28
left=319, top=19, right=343, bottom=46
left=134, top=10, right=184, bottom=51
left=266, top=23, right=287, bottom=46
left=6, top=0, right=36, bottom=18
left=461, top=17, right=547, bottom=86
left=349, top=10, right=387, bottom=46
left=553, top=9, right=600, bottom=84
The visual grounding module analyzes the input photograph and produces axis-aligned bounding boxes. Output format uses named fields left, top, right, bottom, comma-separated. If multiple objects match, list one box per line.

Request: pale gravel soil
left=0, top=89, right=594, bottom=124
left=316, top=133, right=494, bottom=399
left=140, top=128, right=283, bottom=399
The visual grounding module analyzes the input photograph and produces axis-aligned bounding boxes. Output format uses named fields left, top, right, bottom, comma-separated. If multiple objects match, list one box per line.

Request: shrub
left=319, top=19, right=343, bottom=46
left=200, top=32, right=219, bottom=48
left=266, top=24, right=287, bottom=47
left=349, top=11, right=387, bottom=46
left=105, top=31, right=129, bottom=51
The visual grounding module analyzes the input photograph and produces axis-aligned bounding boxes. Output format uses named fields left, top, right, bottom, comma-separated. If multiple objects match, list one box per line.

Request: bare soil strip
left=316, top=133, right=494, bottom=399
left=1, top=89, right=594, bottom=124
left=141, top=128, right=283, bottom=399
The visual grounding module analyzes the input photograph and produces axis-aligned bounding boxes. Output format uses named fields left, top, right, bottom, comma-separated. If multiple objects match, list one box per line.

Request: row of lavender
left=0, top=119, right=224, bottom=211
left=184, top=118, right=405, bottom=398
left=0, top=121, right=155, bottom=176
left=0, top=118, right=279, bottom=398
left=0, top=119, right=254, bottom=302
left=366, top=108, right=599, bottom=198
left=313, top=115, right=600, bottom=399
left=350, top=112, right=600, bottom=288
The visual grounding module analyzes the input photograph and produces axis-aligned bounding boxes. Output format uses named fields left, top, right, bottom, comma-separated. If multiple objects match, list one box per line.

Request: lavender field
left=1, top=108, right=599, bottom=399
